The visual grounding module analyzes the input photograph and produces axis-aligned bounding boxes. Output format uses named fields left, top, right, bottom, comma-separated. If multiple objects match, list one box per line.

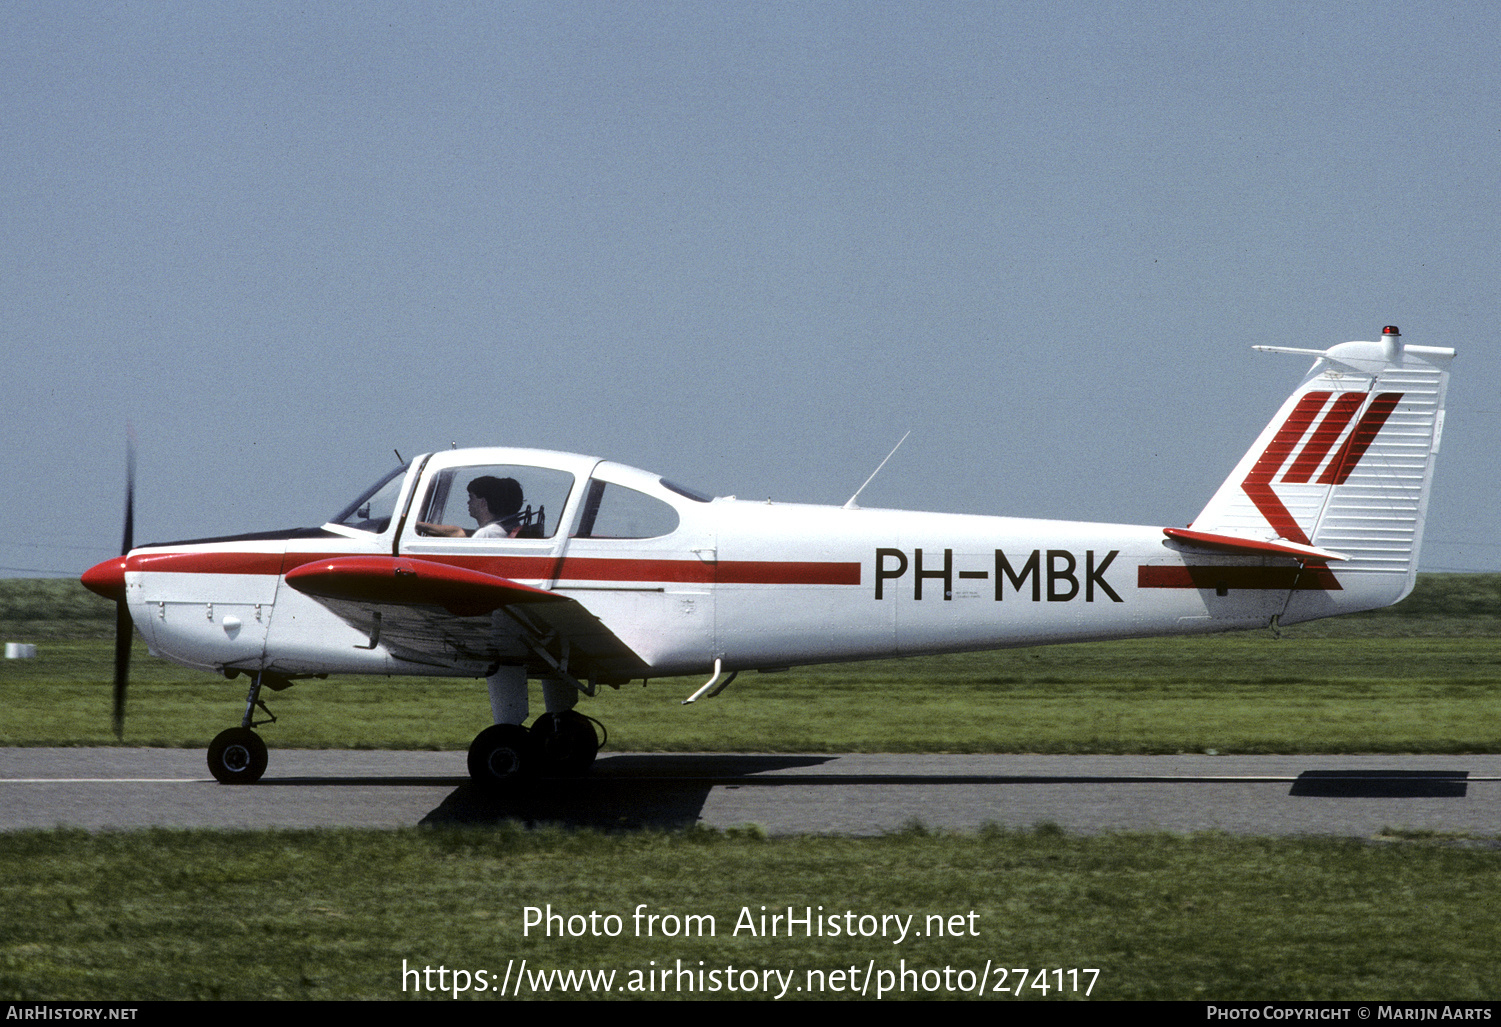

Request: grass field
left=4, top=634, right=1501, bottom=754
left=2, top=574, right=1498, bottom=1001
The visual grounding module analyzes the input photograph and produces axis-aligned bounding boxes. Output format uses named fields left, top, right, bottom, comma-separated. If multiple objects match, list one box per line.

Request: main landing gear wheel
left=207, top=727, right=268, bottom=785
left=468, top=724, right=535, bottom=790
left=530, top=711, right=601, bottom=777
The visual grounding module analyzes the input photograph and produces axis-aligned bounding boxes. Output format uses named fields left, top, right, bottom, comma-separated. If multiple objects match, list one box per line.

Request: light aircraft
left=82, top=327, right=1452, bottom=789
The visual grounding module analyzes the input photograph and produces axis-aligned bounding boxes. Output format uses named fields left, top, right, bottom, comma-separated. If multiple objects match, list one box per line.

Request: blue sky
left=4, top=1, right=1497, bottom=576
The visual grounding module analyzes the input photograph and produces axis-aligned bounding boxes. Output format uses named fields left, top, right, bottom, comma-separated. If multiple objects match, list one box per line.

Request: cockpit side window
left=571, top=480, right=680, bottom=539
left=413, top=465, right=574, bottom=540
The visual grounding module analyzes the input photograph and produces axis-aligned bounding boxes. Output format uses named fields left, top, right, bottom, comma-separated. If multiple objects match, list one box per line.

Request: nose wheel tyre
left=468, top=724, right=535, bottom=790
left=207, top=727, right=268, bottom=784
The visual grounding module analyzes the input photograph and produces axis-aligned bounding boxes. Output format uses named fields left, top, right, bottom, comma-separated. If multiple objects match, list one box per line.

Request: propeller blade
left=121, top=428, right=135, bottom=556
left=112, top=431, right=136, bottom=740
left=112, top=600, right=130, bottom=739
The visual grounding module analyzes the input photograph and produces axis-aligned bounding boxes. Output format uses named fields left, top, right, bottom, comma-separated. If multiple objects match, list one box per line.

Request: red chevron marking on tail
left=1318, top=393, right=1403, bottom=486
left=1241, top=392, right=1329, bottom=546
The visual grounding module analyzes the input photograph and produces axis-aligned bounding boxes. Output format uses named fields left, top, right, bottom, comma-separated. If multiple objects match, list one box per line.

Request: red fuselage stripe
left=1138, top=565, right=1341, bottom=591
left=130, top=551, right=285, bottom=575
left=128, top=550, right=862, bottom=586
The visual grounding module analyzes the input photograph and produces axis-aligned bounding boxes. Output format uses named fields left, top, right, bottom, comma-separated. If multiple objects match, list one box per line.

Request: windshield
left=330, top=465, right=408, bottom=533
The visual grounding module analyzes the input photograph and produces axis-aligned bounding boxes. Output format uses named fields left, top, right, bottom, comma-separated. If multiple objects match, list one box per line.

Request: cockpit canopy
left=329, top=452, right=715, bottom=540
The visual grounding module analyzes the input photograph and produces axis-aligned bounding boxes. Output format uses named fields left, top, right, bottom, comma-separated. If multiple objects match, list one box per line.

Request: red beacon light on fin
left=1382, top=326, right=1400, bottom=336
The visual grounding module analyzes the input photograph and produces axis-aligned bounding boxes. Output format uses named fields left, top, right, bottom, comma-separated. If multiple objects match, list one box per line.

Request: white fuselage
left=116, top=446, right=1399, bottom=687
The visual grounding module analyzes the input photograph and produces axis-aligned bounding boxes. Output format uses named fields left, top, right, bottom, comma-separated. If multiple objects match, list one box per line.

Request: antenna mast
left=843, top=431, right=911, bottom=510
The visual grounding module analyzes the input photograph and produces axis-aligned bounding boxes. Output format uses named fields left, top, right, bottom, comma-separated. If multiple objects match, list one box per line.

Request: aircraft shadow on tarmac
left=255, top=755, right=1473, bottom=832
left=1289, top=770, right=1468, bottom=798
left=422, top=760, right=1473, bottom=831
left=422, top=754, right=837, bottom=831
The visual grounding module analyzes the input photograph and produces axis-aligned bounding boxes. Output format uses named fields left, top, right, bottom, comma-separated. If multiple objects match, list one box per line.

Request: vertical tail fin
left=1190, top=327, right=1453, bottom=621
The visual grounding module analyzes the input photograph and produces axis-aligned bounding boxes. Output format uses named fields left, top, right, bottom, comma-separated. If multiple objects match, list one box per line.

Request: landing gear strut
left=207, top=670, right=280, bottom=785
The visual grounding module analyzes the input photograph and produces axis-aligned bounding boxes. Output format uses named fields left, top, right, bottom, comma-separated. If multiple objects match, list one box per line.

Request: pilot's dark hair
left=468, top=476, right=523, bottom=516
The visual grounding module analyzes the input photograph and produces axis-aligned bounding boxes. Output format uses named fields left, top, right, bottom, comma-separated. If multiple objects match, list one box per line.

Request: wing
left=284, top=555, right=648, bottom=690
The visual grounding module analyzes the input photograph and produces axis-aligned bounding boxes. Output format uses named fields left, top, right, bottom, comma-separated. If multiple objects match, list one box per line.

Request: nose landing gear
left=206, top=670, right=285, bottom=785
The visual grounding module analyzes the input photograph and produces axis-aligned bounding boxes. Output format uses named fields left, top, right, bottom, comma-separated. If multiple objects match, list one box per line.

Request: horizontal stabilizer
left=1162, top=528, right=1349, bottom=563
left=286, top=556, right=566, bottom=616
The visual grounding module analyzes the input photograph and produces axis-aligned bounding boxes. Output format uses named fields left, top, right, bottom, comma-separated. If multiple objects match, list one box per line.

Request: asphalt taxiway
left=3, top=748, right=1498, bottom=837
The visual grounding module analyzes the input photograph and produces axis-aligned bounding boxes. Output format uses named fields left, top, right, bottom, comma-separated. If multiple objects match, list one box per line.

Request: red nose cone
left=82, top=556, right=128, bottom=602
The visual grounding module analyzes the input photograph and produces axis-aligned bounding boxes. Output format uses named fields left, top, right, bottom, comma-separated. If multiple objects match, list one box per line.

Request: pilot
left=418, top=476, right=525, bottom=538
